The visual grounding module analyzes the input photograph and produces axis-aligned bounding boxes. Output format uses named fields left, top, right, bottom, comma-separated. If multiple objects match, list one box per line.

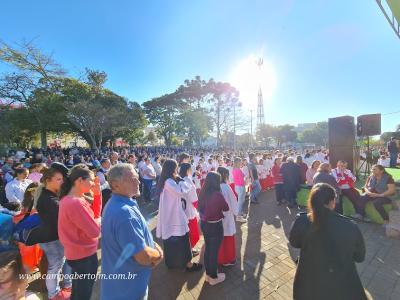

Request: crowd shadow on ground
left=146, top=189, right=301, bottom=300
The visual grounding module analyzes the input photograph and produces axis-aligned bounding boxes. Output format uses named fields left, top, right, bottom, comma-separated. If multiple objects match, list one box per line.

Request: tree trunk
left=40, top=130, right=47, bottom=149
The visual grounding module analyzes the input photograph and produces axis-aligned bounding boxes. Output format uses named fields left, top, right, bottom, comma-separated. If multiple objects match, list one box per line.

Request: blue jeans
left=390, top=153, right=398, bottom=168
left=142, top=178, right=153, bottom=202
left=235, top=185, right=246, bottom=216
left=40, top=240, right=72, bottom=298
left=250, top=180, right=261, bottom=202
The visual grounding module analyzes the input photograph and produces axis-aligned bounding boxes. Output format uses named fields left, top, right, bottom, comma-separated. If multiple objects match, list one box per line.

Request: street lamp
left=249, top=109, right=253, bottom=149
left=232, top=98, right=242, bottom=152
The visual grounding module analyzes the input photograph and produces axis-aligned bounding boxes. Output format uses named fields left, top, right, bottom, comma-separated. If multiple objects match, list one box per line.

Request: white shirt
left=5, top=178, right=33, bottom=203
left=378, top=158, right=390, bottom=167
left=142, top=164, right=156, bottom=180
left=152, top=161, right=162, bottom=176
left=226, top=166, right=234, bottom=183
left=241, top=166, right=250, bottom=185
left=182, top=176, right=199, bottom=220
left=96, top=168, right=109, bottom=190
left=263, top=159, right=273, bottom=174
left=257, top=164, right=267, bottom=179
left=220, top=183, right=238, bottom=236
left=156, top=178, right=191, bottom=240
left=137, top=161, right=146, bottom=177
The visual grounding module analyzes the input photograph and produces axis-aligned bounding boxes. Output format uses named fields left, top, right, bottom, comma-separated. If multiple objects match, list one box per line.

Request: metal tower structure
left=256, top=58, right=265, bottom=130
left=376, top=0, right=400, bottom=39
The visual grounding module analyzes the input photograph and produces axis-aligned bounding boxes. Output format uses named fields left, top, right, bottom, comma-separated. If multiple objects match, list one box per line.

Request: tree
left=207, top=81, right=239, bottom=147
left=181, top=108, right=213, bottom=146
left=273, top=124, right=297, bottom=148
left=257, top=124, right=276, bottom=148
left=298, top=122, right=328, bottom=146
left=381, top=131, right=400, bottom=143
left=0, top=40, right=65, bottom=85
left=58, top=75, right=146, bottom=151
left=0, top=73, right=35, bottom=105
left=175, top=76, right=210, bottom=109
left=142, top=93, right=186, bottom=147
left=146, top=131, right=157, bottom=145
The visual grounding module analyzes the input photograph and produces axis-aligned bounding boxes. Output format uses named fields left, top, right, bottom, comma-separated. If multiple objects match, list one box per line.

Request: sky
left=1, top=0, right=399, bottom=132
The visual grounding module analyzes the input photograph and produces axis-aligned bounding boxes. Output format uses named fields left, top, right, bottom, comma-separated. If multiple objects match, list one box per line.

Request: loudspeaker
left=357, top=114, right=381, bottom=137
left=328, top=116, right=355, bottom=147
left=328, top=116, right=356, bottom=172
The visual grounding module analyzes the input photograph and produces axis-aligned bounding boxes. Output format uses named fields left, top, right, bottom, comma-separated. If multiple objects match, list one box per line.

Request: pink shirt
left=232, top=168, right=245, bottom=186
left=58, top=194, right=102, bottom=260
left=28, top=172, right=42, bottom=183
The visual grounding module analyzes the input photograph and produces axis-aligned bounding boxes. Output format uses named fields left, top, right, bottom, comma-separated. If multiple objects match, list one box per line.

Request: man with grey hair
left=101, top=163, right=163, bottom=300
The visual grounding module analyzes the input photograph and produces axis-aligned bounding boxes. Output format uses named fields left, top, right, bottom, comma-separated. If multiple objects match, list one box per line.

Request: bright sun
left=229, top=54, right=277, bottom=110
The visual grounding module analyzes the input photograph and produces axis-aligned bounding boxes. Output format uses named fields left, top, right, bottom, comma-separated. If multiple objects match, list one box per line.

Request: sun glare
left=229, top=54, right=277, bottom=110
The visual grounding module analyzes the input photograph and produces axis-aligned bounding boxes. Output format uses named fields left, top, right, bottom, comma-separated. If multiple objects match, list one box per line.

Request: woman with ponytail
left=289, top=183, right=367, bottom=300
left=58, top=164, right=102, bottom=300
left=28, top=163, right=72, bottom=300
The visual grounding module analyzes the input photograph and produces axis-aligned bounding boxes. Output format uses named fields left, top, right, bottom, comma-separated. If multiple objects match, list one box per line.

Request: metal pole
left=250, top=109, right=253, bottom=148
left=233, top=104, right=236, bottom=152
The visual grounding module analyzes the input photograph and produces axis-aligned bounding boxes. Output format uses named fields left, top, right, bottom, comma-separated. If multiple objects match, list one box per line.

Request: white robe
left=182, top=176, right=199, bottom=220
left=156, top=178, right=191, bottom=240
left=220, top=183, right=238, bottom=236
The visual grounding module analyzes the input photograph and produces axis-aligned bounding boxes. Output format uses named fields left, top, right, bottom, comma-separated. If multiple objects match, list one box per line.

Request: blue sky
left=1, top=0, right=399, bottom=132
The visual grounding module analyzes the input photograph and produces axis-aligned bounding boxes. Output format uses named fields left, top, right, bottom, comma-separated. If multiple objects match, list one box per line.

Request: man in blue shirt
left=101, top=164, right=163, bottom=300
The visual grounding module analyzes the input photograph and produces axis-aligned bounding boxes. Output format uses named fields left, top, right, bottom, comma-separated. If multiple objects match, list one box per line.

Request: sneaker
left=351, top=213, right=363, bottom=220
left=207, top=273, right=226, bottom=286
left=222, top=261, right=236, bottom=267
left=236, top=216, right=247, bottom=223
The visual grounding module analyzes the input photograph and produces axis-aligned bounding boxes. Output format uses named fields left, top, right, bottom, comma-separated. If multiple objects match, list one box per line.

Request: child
left=217, top=167, right=238, bottom=266
left=179, top=163, right=200, bottom=250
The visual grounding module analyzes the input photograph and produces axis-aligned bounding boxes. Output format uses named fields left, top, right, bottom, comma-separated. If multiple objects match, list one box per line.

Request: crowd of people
left=0, top=141, right=399, bottom=299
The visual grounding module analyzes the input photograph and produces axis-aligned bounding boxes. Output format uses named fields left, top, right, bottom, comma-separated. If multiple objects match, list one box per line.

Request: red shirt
left=271, top=165, right=283, bottom=184
left=201, top=191, right=229, bottom=222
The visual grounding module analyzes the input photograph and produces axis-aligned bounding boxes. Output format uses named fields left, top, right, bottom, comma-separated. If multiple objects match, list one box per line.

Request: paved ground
left=31, top=189, right=400, bottom=300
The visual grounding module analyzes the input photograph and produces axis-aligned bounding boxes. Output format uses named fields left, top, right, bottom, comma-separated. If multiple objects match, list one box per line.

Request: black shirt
left=248, top=163, right=258, bottom=181
left=29, top=188, right=60, bottom=244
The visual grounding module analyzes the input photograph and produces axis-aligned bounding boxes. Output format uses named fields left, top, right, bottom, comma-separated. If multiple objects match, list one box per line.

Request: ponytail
left=60, top=164, right=92, bottom=198
left=60, top=177, right=72, bottom=199
left=307, top=183, right=336, bottom=228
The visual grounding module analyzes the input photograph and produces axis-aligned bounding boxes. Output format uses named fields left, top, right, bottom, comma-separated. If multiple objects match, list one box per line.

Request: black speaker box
left=328, top=116, right=355, bottom=147
left=357, top=114, right=381, bottom=137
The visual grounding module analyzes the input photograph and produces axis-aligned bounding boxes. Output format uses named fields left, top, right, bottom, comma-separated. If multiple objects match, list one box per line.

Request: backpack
left=13, top=213, right=41, bottom=244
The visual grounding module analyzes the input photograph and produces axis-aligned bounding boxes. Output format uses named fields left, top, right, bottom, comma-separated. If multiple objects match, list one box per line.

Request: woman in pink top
left=58, top=164, right=102, bottom=300
left=27, top=163, right=45, bottom=183
left=232, top=158, right=246, bottom=222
